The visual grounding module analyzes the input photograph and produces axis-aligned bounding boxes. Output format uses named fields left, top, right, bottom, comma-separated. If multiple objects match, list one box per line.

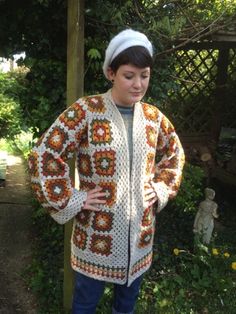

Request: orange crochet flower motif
left=166, top=137, right=177, bottom=157
left=61, top=142, right=76, bottom=161
left=76, top=210, right=92, bottom=228
left=73, top=225, right=88, bottom=250
left=31, top=182, right=47, bottom=204
left=90, top=234, right=112, bottom=256
left=45, top=178, right=71, bottom=205
left=92, top=211, right=113, bottom=232
left=76, top=126, right=89, bottom=148
left=78, top=153, right=93, bottom=177
left=93, top=149, right=116, bottom=176
left=138, top=228, right=154, bottom=248
left=31, top=182, right=63, bottom=213
left=45, top=126, right=68, bottom=153
left=154, top=169, right=176, bottom=186
left=141, top=207, right=154, bottom=227
left=161, top=117, right=175, bottom=135
left=42, top=152, right=66, bottom=177
left=91, top=119, right=112, bottom=145
left=79, top=179, right=96, bottom=191
left=99, top=181, right=117, bottom=207
left=145, top=152, right=155, bottom=175
left=142, top=103, right=159, bottom=121
left=59, top=103, right=86, bottom=130
left=28, top=151, right=39, bottom=177
left=146, top=125, right=157, bottom=148
left=85, top=96, right=106, bottom=114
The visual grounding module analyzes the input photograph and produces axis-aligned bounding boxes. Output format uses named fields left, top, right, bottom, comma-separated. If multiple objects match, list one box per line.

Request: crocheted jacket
left=29, top=89, right=185, bottom=286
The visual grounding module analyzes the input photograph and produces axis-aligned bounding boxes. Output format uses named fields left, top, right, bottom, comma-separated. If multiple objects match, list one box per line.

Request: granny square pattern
left=90, top=234, right=112, bottom=256
left=99, top=181, right=117, bottom=207
left=42, top=152, right=66, bottom=177
left=93, top=149, right=116, bottom=176
left=90, top=119, right=112, bottom=145
left=141, top=206, right=154, bottom=227
left=145, top=152, right=155, bottom=175
left=28, top=151, right=39, bottom=177
left=45, top=178, right=71, bottom=206
left=92, top=211, right=114, bottom=232
left=138, top=228, right=154, bottom=248
left=76, top=210, right=91, bottom=228
left=73, top=225, right=88, bottom=250
left=85, top=96, right=106, bottom=114
left=78, top=153, right=93, bottom=177
left=146, top=125, right=157, bottom=148
left=59, top=103, right=86, bottom=130
left=45, top=126, right=68, bottom=153
left=28, top=90, right=185, bottom=286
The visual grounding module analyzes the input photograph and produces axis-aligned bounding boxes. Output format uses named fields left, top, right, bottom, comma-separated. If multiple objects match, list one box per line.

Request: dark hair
left=109, top=46, right=153, bottom=73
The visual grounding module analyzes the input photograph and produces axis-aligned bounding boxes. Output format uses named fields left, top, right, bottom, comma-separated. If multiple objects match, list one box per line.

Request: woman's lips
left=131, top=92, right=142, bottom=97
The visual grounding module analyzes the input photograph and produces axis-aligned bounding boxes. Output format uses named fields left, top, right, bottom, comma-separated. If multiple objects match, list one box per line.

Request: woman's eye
left=142, top=75, right=149, bottom=79
left=125, top=76, right=133, bottom=80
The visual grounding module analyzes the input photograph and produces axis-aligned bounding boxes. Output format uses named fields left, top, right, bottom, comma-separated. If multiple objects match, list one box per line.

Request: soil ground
left=0, top=154, right=37, bottom=313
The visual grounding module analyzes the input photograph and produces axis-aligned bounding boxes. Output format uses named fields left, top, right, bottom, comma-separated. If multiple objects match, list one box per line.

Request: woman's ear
left=106, top=67, right=115, bottom=81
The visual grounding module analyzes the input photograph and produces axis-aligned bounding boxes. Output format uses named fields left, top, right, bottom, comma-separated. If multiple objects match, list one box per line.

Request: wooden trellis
left=165, top=42, right=236, bottom=146
left=164, top=38, right=236, bottom=183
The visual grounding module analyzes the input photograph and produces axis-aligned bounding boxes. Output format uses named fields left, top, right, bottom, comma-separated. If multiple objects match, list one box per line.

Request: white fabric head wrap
left=103, top=29, right=153, bottom=79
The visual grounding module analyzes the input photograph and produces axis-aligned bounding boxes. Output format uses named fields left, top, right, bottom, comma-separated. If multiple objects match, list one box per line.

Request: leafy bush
left=136, top=241, right=236, bottom=314
left=0, top=93, right=22, bottom=139
left=0, top=71, right=34, bottom=156
left=20, top=58, right=66, bottom=136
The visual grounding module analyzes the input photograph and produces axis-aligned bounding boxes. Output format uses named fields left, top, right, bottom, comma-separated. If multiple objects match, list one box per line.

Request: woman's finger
left=87, top=187, right=102, bottom=195
left=144, top=192, right=156, bottom=201
left=144, top=188, right=154, bottom=195
left=91, top=192, right=107, bottom=199
left=90, top=199, right=107, bottom=204
left=84, top=197, right=106, bottom=207
left=83, top=204, right=101, bottom=211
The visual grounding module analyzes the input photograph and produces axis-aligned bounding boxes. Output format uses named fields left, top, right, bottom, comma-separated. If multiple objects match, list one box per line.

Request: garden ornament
left=193, top=188, right=219, bottom=244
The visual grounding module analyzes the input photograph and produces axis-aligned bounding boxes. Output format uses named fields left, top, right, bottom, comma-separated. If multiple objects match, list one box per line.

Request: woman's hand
left=83, top=187, right=107, bottom=211
left=144, top=181, right=158, bottom=207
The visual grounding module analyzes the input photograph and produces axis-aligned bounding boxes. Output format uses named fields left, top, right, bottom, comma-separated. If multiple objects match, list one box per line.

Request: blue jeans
left=72, top=272, right=143, bottom=314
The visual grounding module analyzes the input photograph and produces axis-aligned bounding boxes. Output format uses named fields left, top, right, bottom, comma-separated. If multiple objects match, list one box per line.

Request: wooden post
left=64, top=0, right=84, bottom=311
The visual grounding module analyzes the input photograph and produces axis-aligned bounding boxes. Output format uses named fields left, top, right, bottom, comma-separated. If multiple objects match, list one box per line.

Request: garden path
left=0, top=154, right=37, bottom=313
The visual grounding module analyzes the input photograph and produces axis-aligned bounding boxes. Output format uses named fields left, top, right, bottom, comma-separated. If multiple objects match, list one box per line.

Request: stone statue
left=193, top=188, right=219, bottom=244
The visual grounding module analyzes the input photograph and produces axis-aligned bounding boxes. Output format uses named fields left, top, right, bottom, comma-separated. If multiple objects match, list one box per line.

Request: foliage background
left=1, top=0, right=235, bottom=136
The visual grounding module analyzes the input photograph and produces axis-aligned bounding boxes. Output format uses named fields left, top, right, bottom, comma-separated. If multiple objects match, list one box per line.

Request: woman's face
left=108, top=64, right=151, bottom=107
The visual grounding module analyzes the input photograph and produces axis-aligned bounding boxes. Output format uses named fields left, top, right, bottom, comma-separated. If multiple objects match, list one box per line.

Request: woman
left=29, top=29, right=185, bottom=314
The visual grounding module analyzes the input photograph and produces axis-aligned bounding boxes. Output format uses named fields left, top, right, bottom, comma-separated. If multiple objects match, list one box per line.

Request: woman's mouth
left=131, top=92, right=142, bottom=97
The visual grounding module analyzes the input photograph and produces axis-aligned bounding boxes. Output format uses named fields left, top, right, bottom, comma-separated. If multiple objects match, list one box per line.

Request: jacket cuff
left=151, top=181, right=169, bottom=212
left=51, top=189, right=87, bottom=224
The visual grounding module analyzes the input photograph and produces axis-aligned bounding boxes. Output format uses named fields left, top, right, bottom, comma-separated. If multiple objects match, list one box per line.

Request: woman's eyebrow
left=123, top=70, right=150, bottom=74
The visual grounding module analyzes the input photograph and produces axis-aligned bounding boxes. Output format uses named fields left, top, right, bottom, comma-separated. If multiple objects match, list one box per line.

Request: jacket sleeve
left=28, top=100, right=88, bottom=224
left=152, top=113, right=185, bottom=212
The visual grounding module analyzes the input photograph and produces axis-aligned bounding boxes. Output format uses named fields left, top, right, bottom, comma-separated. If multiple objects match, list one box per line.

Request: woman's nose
left=133, top=77, right=142, bottom=88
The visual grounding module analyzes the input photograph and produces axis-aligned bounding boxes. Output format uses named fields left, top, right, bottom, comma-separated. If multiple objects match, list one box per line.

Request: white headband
left=103, top=29, right=153, bottom=79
